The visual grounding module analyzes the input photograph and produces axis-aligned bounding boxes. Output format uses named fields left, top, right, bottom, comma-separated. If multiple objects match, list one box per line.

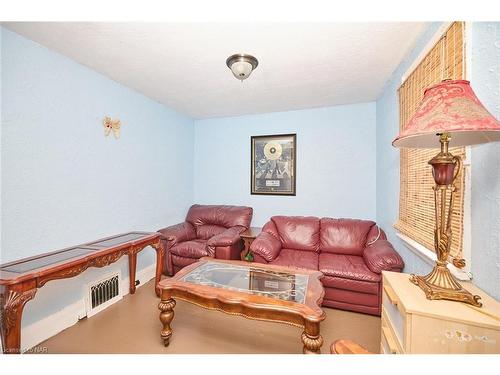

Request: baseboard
left=121, top=263, right=157, bottom=295
left=20, top=263, right=157, bottom=352
left=21, top=298, right=86, bottom=353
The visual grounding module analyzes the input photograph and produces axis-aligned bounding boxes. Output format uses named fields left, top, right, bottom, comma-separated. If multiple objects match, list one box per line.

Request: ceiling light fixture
left=226, top=54, right=258, bottom=81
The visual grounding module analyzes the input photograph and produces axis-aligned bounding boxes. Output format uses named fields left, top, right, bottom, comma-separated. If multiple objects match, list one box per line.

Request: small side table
left=240, top=227, right=262, bottom=261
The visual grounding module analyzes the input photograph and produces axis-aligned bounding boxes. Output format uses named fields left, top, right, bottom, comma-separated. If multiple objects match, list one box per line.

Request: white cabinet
left=381, top=271, right=500, bottom=354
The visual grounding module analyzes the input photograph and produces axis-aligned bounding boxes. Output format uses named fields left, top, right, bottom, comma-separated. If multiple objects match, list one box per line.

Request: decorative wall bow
left=103, top=116, right=121, bottom=139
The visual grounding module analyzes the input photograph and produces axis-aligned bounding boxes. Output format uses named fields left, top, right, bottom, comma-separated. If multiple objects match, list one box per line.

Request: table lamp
left=393, top=79, right=500, bottom=307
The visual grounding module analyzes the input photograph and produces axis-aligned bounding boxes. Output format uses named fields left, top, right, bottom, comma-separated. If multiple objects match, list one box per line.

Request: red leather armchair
left=158, top=204, right=253, bottom=275
left=250, top=216, right=404, bottom=316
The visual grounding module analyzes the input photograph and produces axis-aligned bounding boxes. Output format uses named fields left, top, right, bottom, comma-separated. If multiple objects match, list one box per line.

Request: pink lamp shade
left=393, top=80, right=500, bottom=148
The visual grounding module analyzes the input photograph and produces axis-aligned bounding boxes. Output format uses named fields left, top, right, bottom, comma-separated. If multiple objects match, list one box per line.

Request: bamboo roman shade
left=395, top=22, right=466, bottom=260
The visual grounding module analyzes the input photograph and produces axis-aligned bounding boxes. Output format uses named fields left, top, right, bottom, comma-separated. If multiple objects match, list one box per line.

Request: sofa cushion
left=321, top=275, right=379, bottom=295
left=169, top=240, right=208, bottom=258
left=323, top=288, right=380, bottom=308
left=271, top=249, right=319, bottom=270
left=319, top=253, right=381, bottom=282
left=195, top=224, right=227, bottom=240
left=319, top=218, right=375, bottom=255
left=366, top=224, right=387, bottom=244
left=271, top=216, right=320, bottom=252
left=186, top=204, right=253, bottom=229
left=261, top=220, right=280, bottom=238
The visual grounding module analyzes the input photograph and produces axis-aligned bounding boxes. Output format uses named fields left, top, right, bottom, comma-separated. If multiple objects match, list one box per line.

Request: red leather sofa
left=158, top=204, right=253, bottom=275
left=250, top=216, right=404, bottom=316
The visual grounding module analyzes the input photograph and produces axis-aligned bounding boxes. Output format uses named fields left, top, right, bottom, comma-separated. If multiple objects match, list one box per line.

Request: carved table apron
left=0, top=231, right=165, bottom=354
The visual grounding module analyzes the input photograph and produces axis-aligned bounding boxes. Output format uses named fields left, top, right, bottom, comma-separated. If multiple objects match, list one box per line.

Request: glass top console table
left=0, top=232, right=165, bottom=354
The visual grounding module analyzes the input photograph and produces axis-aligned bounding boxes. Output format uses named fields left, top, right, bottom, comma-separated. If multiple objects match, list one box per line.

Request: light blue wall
left=376, top=22, right=500, bottom=300
left=194, top=103, right=377, bottom=226
left=469, top=22, right=500, bottom=299
left=0, top=28, right=3, bottom=255
left=1, top=27, right=194, bottom=330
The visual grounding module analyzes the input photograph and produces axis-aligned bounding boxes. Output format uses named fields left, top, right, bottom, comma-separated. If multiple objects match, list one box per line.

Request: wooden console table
left=0, top=231, right=164, bottom=354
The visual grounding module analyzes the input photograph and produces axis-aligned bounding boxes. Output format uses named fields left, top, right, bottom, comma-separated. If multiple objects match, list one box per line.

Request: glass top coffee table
left=157, top=257, right=326, bottom=354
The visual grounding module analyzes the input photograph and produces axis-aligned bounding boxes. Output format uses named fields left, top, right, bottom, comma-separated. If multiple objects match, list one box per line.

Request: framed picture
left=251, top=133, right=296, bottom=195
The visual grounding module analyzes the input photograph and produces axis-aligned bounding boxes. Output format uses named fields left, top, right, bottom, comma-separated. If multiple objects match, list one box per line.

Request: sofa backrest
left=186, top=204, right=253, bottom=240
left=270, top=216, right=320, bottom=252
left=320, top=218, right=378, bottom=255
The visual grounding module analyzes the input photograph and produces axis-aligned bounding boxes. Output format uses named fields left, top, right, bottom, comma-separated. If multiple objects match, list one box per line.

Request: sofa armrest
left=157, top=222, right=196, bottom=248
left=250, top=232, right=282, bottom=262
left=207, top=227, right=243, bottom=256
left=363, top=240, right=404, bottom=274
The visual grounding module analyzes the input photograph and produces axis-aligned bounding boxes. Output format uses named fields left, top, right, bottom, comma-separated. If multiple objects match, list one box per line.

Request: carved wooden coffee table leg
left=158, top=297, right=176, bottom=347
left=301, top=320, right=323, bottom=354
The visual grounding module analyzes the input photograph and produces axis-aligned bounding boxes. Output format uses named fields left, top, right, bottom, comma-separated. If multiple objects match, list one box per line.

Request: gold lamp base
left=407, top=133, right=482, bottom=308
left=410, top=263, right=482, bottom=307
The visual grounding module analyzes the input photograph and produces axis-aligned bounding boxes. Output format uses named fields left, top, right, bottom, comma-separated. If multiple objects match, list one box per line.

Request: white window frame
left=396, top=22, right=473, bottom=281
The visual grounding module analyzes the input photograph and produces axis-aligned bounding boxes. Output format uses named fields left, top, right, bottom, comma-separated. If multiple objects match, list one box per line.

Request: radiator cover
left=85, top=272, right=122, bottom=318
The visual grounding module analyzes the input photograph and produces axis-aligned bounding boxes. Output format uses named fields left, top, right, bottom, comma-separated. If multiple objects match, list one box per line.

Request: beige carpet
left=37, top=279, right=381, bottom=354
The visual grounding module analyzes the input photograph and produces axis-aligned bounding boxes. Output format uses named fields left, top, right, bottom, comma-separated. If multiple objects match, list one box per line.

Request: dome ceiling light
left=226, top=54, right=259, bottom=81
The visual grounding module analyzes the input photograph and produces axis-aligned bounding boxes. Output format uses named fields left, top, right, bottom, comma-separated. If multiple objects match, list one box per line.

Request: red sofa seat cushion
left=169, top=240, right=208, bottom=259
left=320, top=218, right=376, bottom=256
left=324, top=288, right=380, bottom=307
left=319, top=253, right=381, bottom=283
left=321, top=276, right=380, bottom=295
left=271, top=216, right=320, bottom=252
left=271, top=249, right=319, bottom=270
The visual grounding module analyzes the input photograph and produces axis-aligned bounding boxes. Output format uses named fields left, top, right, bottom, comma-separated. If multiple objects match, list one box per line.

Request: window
left=395, top=22, right=469, bottom=273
